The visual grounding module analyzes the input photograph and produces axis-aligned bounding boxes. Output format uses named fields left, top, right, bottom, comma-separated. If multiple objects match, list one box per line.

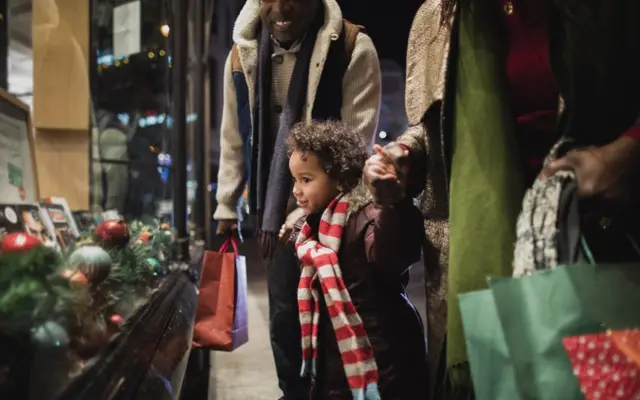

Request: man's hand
left=364, top=143, right=410, bottom=206
left=216, top=219, right=238, bottom=237
left=542, top=135, right=640, bottom=202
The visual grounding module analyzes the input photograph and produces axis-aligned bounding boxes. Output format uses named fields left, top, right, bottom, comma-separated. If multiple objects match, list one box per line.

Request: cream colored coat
left=214, top=0, right=382, bottom=220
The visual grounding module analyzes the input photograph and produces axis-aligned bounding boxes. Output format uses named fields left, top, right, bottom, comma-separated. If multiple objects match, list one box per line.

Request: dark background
left=338, top=0, right=423, bottom=69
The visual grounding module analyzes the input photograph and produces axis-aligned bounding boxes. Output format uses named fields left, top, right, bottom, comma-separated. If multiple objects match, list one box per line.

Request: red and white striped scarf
left=295, top=193, right=381, bottom=400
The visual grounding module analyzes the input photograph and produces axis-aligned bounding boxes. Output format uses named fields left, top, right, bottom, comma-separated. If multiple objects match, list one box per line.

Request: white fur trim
left=232, top=0, right=344, bottom=117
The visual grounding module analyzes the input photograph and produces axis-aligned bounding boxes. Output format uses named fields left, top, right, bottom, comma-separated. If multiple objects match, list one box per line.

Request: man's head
left=259, top=0, right=321, bottom=45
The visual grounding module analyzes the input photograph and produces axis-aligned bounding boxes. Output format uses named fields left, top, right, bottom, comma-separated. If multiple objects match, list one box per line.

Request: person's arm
left=341, top=32, right=382, bottom=150
left=213, top=53, right=245, bottom=221
left=363, top=201, right=425, bottom=276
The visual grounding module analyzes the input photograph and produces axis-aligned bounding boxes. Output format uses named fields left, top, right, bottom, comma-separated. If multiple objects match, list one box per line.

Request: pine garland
left=0, top=219, right=174, bottom=339
left=0, top=248, right=83, bottom=335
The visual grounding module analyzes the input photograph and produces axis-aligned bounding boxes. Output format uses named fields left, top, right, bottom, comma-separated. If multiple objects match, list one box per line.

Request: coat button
left=273, top=54, right=284, bottom=64
left=330, top=32, right=339, bottom=41
left=274, top=105, right=283, bottom=113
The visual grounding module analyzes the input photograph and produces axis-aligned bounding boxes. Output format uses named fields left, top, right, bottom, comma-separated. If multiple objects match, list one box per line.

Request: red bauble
left=60, top=269, right=89, bottom=285
left=95, top=219, right=130, bottom=248
left=109, top=314, right=124, bottom=326
left=1, top=232, right=42, bottom=253
left=138, top=231, right=152, bottom=244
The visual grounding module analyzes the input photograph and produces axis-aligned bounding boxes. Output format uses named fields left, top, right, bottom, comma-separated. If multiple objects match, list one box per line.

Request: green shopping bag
left=459, top=289, right=523, bottom=400
left=490, top=263, right=640, bottom=400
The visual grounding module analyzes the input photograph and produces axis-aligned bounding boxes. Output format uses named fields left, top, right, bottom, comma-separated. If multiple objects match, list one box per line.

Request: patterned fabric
left=613, top=330, right=640, bottom=369
left=563, top=331, right=640, bottom=400
left=513, top=139, right=575, bottom=277
left=294, top=193, right=381, bottom=400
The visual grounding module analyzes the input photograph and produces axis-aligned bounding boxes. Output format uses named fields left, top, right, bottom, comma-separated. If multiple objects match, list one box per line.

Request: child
left=281, top=121, right=429, bottom=400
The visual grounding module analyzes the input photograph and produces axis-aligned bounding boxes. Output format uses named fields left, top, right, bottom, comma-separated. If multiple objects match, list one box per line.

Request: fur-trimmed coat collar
left=345, top=181, right=374, bottom=221
left=231, top=0, right=346, bottom=119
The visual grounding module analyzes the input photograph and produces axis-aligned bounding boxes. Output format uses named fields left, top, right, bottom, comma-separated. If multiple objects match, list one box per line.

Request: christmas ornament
left=106, top=313, right=125, bottom=335
left=68, top=246, right=112, bottom=285
left=1, top=232, right=42, bottom=253
left=32, top=321, right=70, bottom=348
left=563, top=331, right=640, bottom=399
left=109, top=314, right=124, bottom=326
left=160, top=223, right=170, bottom=230
left=135, top=230, right=153, bottom=245
left=60, top=268, right=89, bottom=285
left=144, top=257, right=164, bottom=277
left=95, top=219, right=130, bottom=248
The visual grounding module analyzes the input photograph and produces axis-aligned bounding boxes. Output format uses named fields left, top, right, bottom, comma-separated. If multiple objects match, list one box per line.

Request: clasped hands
left=364, top=136, right=640, bottom=206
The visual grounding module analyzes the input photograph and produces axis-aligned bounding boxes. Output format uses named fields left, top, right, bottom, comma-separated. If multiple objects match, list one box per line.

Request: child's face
left=289, top=150, right=341, bottom=215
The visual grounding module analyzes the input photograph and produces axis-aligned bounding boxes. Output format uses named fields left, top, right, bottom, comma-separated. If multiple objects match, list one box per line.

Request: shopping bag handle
left=219, top=236, right=239, bottom=256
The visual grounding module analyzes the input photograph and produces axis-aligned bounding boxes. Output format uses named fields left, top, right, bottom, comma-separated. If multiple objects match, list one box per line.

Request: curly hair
left=287, top=120, right=367, bottom=192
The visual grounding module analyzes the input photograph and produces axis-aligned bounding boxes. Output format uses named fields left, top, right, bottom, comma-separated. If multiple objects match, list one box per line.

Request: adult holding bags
left=363, top=0, right=640, bottom=398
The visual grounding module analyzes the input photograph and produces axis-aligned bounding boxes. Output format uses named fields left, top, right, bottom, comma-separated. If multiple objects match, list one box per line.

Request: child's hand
left=279, top=223, right=292, bottom=243
left=279, top=208, right=306, bottom=244
left=364, top=144, right=409, bottom=205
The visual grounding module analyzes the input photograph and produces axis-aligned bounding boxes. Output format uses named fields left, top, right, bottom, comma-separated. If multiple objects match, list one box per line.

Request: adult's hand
left=542, top=135, right=640, bottom=202
left=216, top=219, right=238, bottom=237
left=364, top=143, right=410, bottom=206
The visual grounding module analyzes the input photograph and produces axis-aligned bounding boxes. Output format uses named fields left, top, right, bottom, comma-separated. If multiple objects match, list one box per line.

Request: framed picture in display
left=0, top=88, right=39, bottom=203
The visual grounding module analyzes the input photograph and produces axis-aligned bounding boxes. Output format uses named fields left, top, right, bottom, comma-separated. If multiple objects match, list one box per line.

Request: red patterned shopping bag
left=563, top=330, right=640, bottom=399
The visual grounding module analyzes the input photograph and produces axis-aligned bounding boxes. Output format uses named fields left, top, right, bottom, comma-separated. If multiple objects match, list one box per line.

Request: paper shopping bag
left=489, top=263, right=640, bottom=400
left=563, top=330, right=640, bottom=400
left=459, top=289, right=522, bottom=400
left=193, top=237, right=248, bottom=351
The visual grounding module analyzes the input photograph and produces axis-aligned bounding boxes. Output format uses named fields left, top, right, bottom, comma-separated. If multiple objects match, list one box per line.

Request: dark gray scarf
left=252, top=12, right=324, bottom=245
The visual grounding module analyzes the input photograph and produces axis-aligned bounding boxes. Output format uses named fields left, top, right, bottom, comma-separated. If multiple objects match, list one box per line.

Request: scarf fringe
left=351, top=382, right=382, bottom=400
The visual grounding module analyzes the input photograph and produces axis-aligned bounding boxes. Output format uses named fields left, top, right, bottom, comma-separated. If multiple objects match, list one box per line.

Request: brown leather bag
left=192, top=237, right=248, bottom=351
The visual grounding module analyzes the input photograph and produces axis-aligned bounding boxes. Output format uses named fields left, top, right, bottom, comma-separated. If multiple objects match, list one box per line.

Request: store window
left=0, top=1, right=203, bottom=398
left=6, top=0, right=33, bottom=106
left=90, top=0, right=176, bottom=222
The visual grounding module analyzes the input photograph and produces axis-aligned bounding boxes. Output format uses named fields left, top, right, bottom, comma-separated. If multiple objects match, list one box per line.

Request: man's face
left=259, top=0, right=319, bottom=44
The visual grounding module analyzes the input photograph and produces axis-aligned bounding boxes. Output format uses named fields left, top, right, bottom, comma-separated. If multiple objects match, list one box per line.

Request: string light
left=159, top=49, right=166, bottom=56
left=161, top=24, right=170, bottom=37
left=148, top=51, right=155, bottom=59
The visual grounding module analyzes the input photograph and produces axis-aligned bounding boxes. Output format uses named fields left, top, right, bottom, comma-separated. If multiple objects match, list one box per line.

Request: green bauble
left=69, top=246, right=112, bottom=285
left=32, top=321, right=70, bottom=348
left=144, top=257, right=163, bottom=276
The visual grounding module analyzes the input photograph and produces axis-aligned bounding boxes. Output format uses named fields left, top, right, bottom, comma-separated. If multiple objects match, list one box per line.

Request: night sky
left=337, top=0, right=424, bottom=69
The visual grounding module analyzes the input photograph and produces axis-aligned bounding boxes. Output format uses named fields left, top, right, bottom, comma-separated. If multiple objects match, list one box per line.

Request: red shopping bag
left=192, top=237, right=248, bottom=351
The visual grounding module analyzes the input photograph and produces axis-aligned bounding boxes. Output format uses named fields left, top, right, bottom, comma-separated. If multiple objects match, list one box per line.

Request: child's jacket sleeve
left=364, top=200, right=425, bottom=276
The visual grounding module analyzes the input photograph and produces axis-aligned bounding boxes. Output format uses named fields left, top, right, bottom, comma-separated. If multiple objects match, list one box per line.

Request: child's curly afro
left=287, top=120, right=368, bottom=192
